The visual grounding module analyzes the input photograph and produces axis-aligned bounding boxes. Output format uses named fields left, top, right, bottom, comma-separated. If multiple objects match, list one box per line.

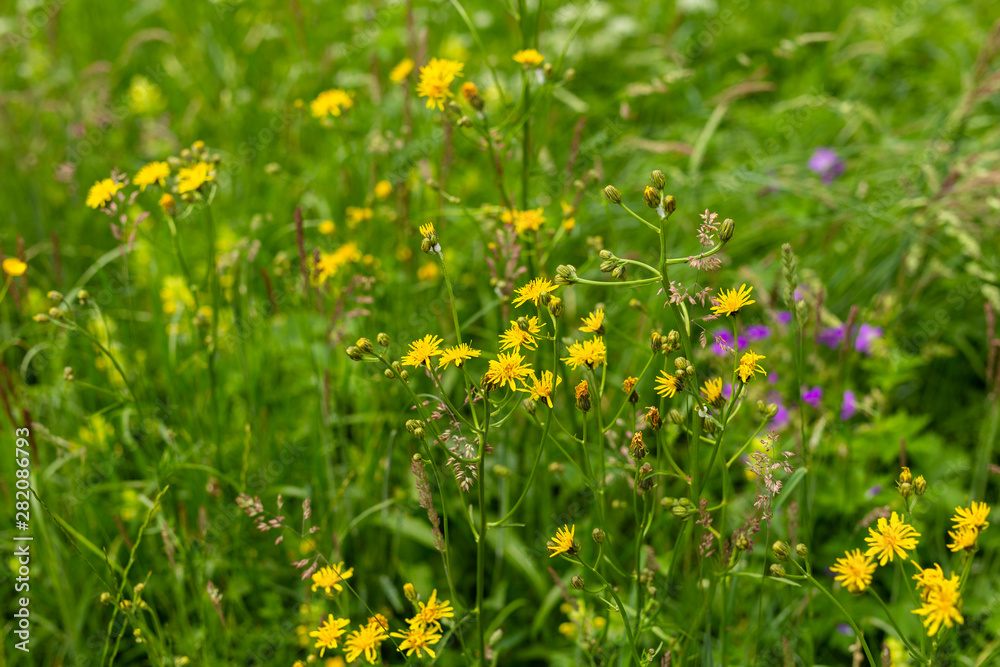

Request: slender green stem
left=570, top=557, right=642, bottom=666
left=618, top=203, right=661, bottom=234
left=437, top=250, right=464, bottom=344
left=575, top=276, right=662, bottom=288
left=476, top=393, right=492, bottom=666
left=868, top=588, right=926, bottom=661
left=204, top=204, right=222, bottom=471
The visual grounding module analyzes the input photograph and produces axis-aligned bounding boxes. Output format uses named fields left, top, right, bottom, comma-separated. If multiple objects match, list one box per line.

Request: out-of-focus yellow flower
left=513, top=49, right=545, bottom=67
left=86, top=178, right=122, bottom=209
left=416, top=58, right=464, bottom=110
left=318, top=220, right=336, bottom=235
left=2, top=258, right=27, bottom=277
left=345, top=206, right=373, bottom=227
left=311, top=89, right=354, bottom=118
left=389, top=58, right=414, bottom=83
left=159, top=193, right=176, bottom=214
left=127, top=75, right=166, bottom=115
left=417, top=263, right=440, bottom=281
left=133, top=161, right=170, bottom=191
left=177, top=162, right=215, bottom=194
left=374, top=180, right=393, bottom=200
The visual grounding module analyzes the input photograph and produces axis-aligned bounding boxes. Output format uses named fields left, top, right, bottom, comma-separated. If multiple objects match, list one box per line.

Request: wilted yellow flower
left=86, top=178, right=122, bottom=209
left=133, top=161, right=170, bottom=191
left=311, top=89, right=354, bottom=118
left=547, top=524, right=578, bottom=558
left=513, top=49, right=545, bottom=67
left=389, top=58, right=414, bottom=83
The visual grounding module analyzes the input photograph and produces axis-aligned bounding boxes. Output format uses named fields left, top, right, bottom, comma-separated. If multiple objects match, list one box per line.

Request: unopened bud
left=770, top=564, right=786, bottom=578
left=795, top=544, right=808, bottom=558
left=772, top=541, right=791, bottom=561
left=914, top=476, right=927, bottom=495
left=377, top=332, right=390, bottom=347
left=592, top=528, right=605, bottom=544
left=720, top=218, right=735, bottom=242
left=47, top=290, right=64, bottom=302
left=643, top=186, right=660, bottom=209
left=899, top=466, right=912, bottom=484
left=547, top=297, right=564, bottom=317
left=603, top=185, right=622, bottom=205
left=571, top=575, right=585, bottom=590
left=668, top=409, right=683, bottom=425
left=403, top=583, right=417, bottom=601
left=663, top=195, right=676, bottom=214
left=346, top=346, right=363, bottom=361
left=651, top=170, right=666, bottom=190
left=355, top=337, right=374, bottom=354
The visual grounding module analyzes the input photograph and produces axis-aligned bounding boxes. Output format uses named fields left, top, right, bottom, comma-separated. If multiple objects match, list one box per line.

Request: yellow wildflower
left=519, top=370, right=561, bottom=408
left=911, top=573, right=963, bottom=637
left=177, top=162, right=214, bottom=194
left=711, top=284, right=756, bottom=316
left=512, top=277, right=559, bottom=308
left=562, top=338, right=606, bottom=370
left=416, top=58, right=464, bottom=110
left=133, top=161, right=170, bottom=191
left=579, top=308, right=605, bottom=334
left=513, top=49, right=545, bottom=67
left=310, top=89, right=354, bottom=118
left=390, top=624, right=442, bottom=659
left=86, top=178, right=122, bottom=209
left=547, top=524, right=578, bottom=558
left=310, top=562, right=354, bottom=596
left=374, top=180, right=393, bottom=200
left=655, top=371, right=679, bottom=398
left=737, top=350, right=767, bottom=383
left=401, top=335, right=444, bottom=368
left=2, top=258, right=27, bottom=277
left=864, top=511, right=920, bottom=566
left=438, top=343, right=481, bottom=369
left=309, top=615, right=350, bottom=656
left=830, top=549, right=876, bottom=594
left=389, top=58, right=414, bottom=83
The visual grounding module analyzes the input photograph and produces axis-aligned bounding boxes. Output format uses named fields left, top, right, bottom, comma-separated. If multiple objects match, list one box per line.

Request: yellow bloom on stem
left=416, top=58, right=464, bottom=110
left=390, top=623, right=442, bottom=658
left=401, top=334, right=444, bottom=368
left=562, top=338, right=606, bottom=370
left=309, top=615, right=350, bottom=656
left=345, top=206, right=373, bottom=227
left=513, top=49, right=545, bottom=66
left=913, top=562, right=946, bottom=600
left=622, top=376, right=638, bottom=394
left=655, top=371, right=679, bottom=398
left=547, top=524, right=578, bottom=558
left=829, top=549, right=876, bottom=594
left=503, top=208, right=546, bottom=234
left=133, top=161, right=170, bottom=191
left=2, top=258, right=27, bottom=277
left=499, top=316, right=543, bottom=352
left=864, top=511, right=920, bottom=566
left=911, top=573, right=963, bottom=637
left=701, top=377, right=724, bottom=406
left=460, top=81, right=479, bottom=103
left=579, top=308, right=605, bottom=334
left=951, top=501, right=990, bottom=533
left=314, top=243, right=362, bottom=284
left=407, top=589, right=454, bottom=630
left=947, top=526, right=979, bottom=552
left=374, top=180, right=393, bottom=200
left=177, top=162, right=214, bottom=194
left=310, top=89, right=354, bottom=118
left=711, top=283, right=756, bottom=316
left=518, top=370, right=561, bottom=408
left=310, top=562, right=354, bottom=595
left=737, top=350, right=767, bottom=383
left=344, top=619, right=389, bottom=664
left=438, top=343, right=481, bottom=369
left=318, top=220, right=336, bottom=235
left=484, top=351, right=533, bottom=391
left=86, top=178, right=122, bottom=209
left=389, top=58, right=414, bottom=83
left=419, top=222, right=435, bottom=238
left=158, top=193, right=176, bottom=214
left=512, top=277, right=559, bottom=308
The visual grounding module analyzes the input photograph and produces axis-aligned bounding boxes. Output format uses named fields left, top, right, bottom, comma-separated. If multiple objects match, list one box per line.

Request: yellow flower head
left=913, top=562, right=946, bottom=600
left=309, top=615, right=351, bottom=656
left=407, top=589, right=454, bottom=630
left=947, top=526, right=979, bottom=553
left=419, top=223, right=436, bottom=238
left=344, top=620, right=388, bottom=664
left=390, top=623, right=442, bottom=659
left=513, top=49, right=545, bottom=67
left=177, top=161, right=214, bottom=194
left=864, top=511, right=920, bottom=566
left=86, top=178, right=122, bottom=209
left=519, top=370, right=562, bottom=408
left=311, top=89, right=354, bottom=118
left=547, top=524, right=578, bottom=558
left=389, top=58, right=414, bottom=84
left=313, top=243, right=362, bottom=284
left=562, top=338, right=607, bottom=370
left=318, top=220, right=336, bottom=235
left=579, top=308, right=605, bottom=334
left=503, top=208, right=547, bottom=234
left=737, top=350, right=767, bottom=383
left=460, top=81, right=479, bottom=103
left=512, top=277, right=559, bottom=308
left=701, top=377, right=724, bottom=407
left=951, top=501, right=990, bottom=533
left=2, top=258, right=27, bottom=277
left=311, top=562, right=354, bottom=596
left=346, top=206, right=373, bottom=227
left=499, top=316, right=543, bottom=352
left=911, top=573, right=963, bottom=637
left=484, top=351, right=533, bottom=391
left=438, top=343, right=481, bottom=369
left=158, top=193, right=176, bottom=214
left=416, top=58, right=464, bottom=110
left=830, top=549, right=876, bottom=594
left=711, top=284, right=756, bottom=317
left=133, top=161, right=170, bottom=191
left=655, top=370, right=679, bottom=398
left=401, top=334, right=444, bottom=368
left=374, top=180, right=393, bottom=200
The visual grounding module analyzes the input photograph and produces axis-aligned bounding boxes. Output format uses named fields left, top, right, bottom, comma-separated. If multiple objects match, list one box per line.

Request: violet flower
left=745, top=324, right=771, bottom=341
left=808, top=147, right=845, bottom=184
left=801, top=385, right=823, bottom=408
left=841, top=390, right=857, bottom=420
left=855, top=323, right=883, bottom=355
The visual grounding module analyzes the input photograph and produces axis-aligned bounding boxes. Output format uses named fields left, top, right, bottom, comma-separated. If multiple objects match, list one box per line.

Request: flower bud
left=555, top=264, right=578, bottom=285
left=355, top=337, right=374, bottom=354
left=100, top=592, right=113, bottom=605
left=611, top=265, right=627, bottom=280
left=671, top=505, right=691, bottom=520
left=650, top=332, right=663, bottom=353
left=674, top=356, right=688, bottom=370
left=77, top=289, right=91, bottom=304
left=377, top=332, right=390, bottom=347
left=48, top=307, right=63, bottom=320
left=769, top=564, right=786, bottom=578
left=63, top=367, right=75, bottom=381
left=668, top=409, right=683, bottom=425
left=538, top=290, right=552, bottom=306
left=719, top=218, right=735, bottom=243
left=404, top=583, right=417, bottom=601
left=914, top=475, right=927, bottom=495
left=643, top=186, right=660, bottom=209
left=899, top=466, right=912, bottom=484
left=346, top=346, right=363, bottom=361
left=33, top=313, right=50, bottom=323
left=571, top=575, right=585, bottom=590
left=898, top=482, right=913, bottom=499
left=522, top=398, right=537, bottom=415
left=735, top=534, right=749, bottom=552
left=384, top=369, right=396, bottom=379
left=663, top=195, right=676, bottom=214
left=47, top=290, right=64, bottom=302
left=795, top=543, right=808, bottom=558
left=547, top=297, right=564, bottom=318
left=592, top=528, right=605, bottom=544
left=651, top=170, right=666, bottom=190
left=603, top=185, right=622, bottom=205
left=772, top=541, right=791, bottom=561
left=575, top=380, right=591, bottom=413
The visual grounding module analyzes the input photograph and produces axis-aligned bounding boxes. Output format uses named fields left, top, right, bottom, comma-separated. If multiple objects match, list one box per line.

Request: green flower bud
left=651, top=170, right=666, bottom=190
left=772, top=541, right=791, bottom=561
left=603, top=185, right=622, bottom=205
left=720, top=218, right=735, bottom=242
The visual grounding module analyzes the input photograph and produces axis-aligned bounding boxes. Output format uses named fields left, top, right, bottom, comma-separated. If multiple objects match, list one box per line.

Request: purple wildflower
left=818, top=326, right=845, bottom=349
left=808, top=147, right=845, bottom=184
left=855, top=323, right=883, bottom=355
left=776, top=310, right=792, bottom=325
left=712, top=330, right=746, bottom=356
left=841, top=390, right=858, bottom=420
left=801, top=385, right=823, bottom=408
left=767, top=391, right=790, bottom=428
left=865, top=484, right=882, bottom=499
left=745, top=324, right=771, bottom=341
left=836, top=623, right=852, bottom=636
